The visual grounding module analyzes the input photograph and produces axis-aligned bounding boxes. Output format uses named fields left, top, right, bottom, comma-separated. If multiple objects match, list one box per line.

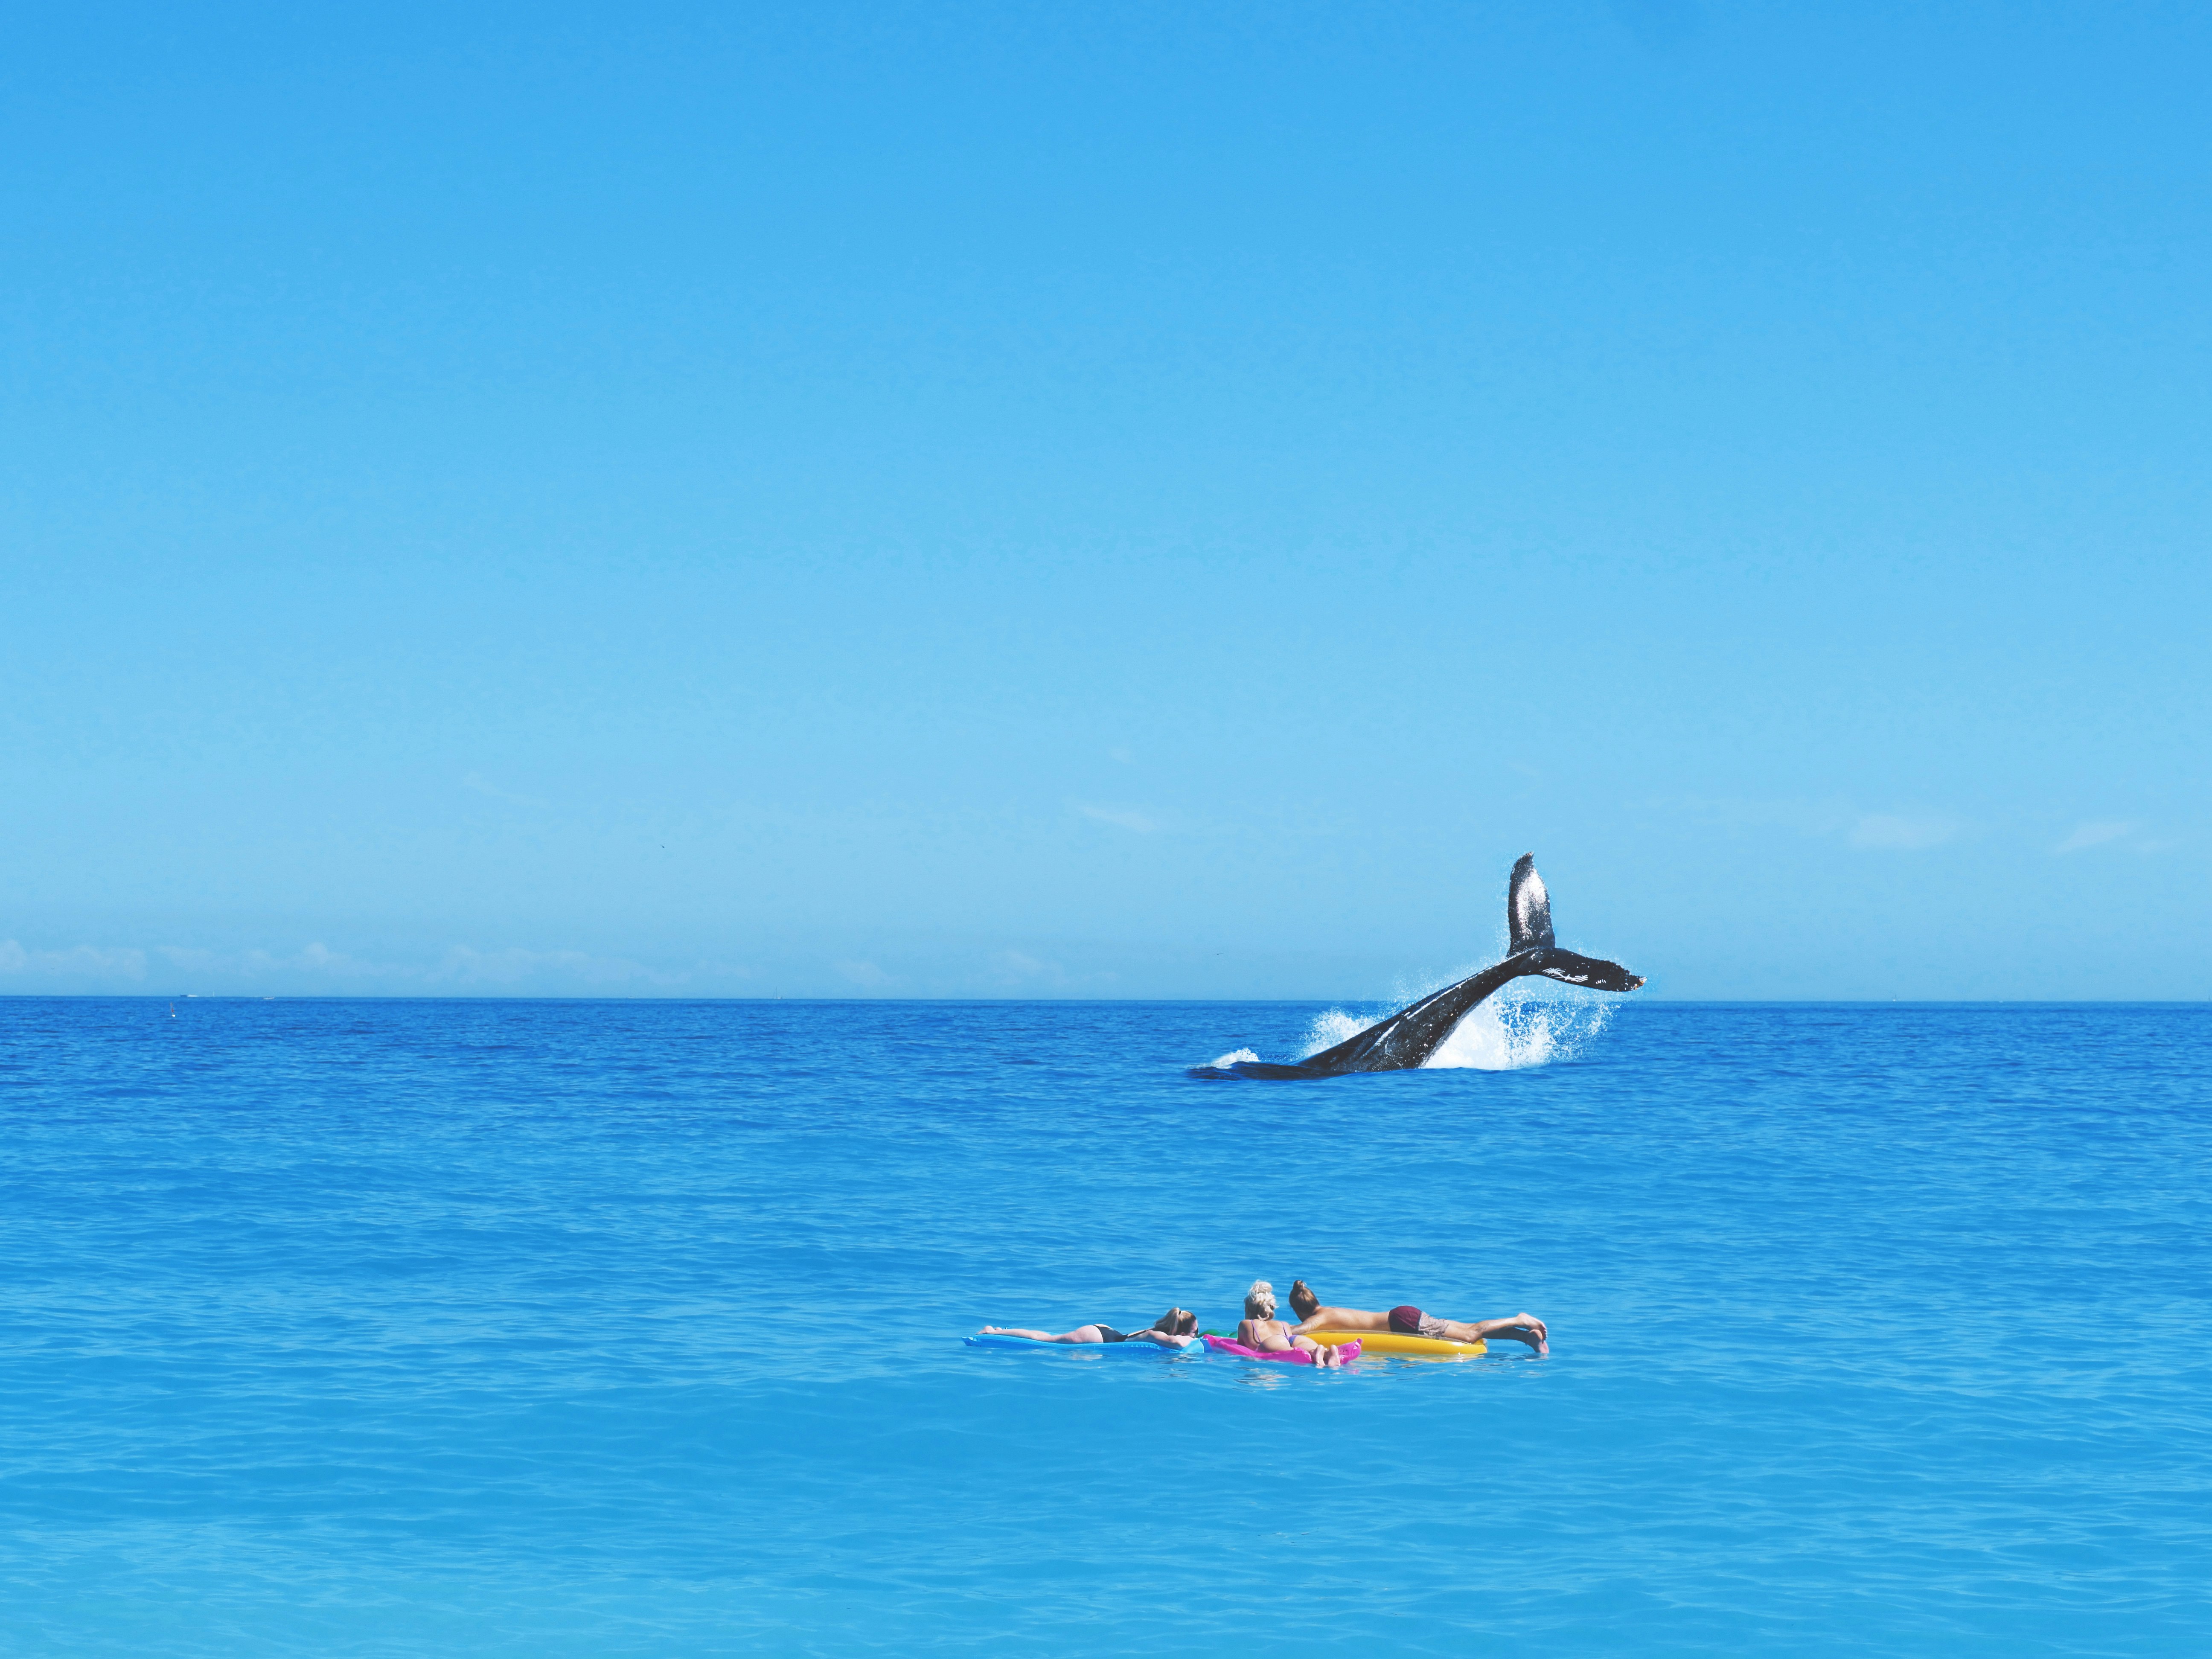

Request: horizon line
left=4, top=994, right=2208, bottom=1008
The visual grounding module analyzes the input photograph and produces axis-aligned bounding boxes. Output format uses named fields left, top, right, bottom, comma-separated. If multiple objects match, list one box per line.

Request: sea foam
left=1299, top=982, right=1614, bottom=1070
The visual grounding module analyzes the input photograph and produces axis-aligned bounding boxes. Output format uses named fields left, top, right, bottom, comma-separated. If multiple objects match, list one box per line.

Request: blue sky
left=3, top=2, right=2206, bottom=1000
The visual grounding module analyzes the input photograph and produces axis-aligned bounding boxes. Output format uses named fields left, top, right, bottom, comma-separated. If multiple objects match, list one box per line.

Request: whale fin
left=1508, top=854, right=1555, bottom=953
left=1531, top=946, right=1644, bottom=992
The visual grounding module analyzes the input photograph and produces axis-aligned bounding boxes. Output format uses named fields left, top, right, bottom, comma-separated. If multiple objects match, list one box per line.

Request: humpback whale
left=1199, top=855, right=1643, bottom=1078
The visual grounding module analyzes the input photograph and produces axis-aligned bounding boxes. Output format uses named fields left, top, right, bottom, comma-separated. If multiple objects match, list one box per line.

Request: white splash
left=1297, top=1010, right=1373, bottom=1056
left=1298, top=984, right=1614, bottom=1071
left=1209, top=1048, right=1260, bottom=1067
left=1427, top=986, right=1615, bottom=1068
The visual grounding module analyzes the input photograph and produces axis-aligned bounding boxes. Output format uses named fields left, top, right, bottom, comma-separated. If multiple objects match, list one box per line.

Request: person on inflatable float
left=1287, top=1280, right=1549, bottom=1354
left=980, top=1308, right=1200, bottom=1348
left=1237, top=1281, right=1345, bottom=1368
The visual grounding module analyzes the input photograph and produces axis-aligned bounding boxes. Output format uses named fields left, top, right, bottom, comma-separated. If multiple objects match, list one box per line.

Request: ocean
left=2, top=995, right=2206, bottom=1655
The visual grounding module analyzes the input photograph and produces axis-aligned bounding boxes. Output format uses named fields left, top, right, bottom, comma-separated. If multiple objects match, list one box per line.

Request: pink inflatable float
left=1202, top=1335, right=1362, bottom=1364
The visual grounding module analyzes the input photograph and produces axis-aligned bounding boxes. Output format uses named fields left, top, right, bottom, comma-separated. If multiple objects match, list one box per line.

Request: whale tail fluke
left=1511, top=856, right=1642, bottom=990
left=1507, top=853, right=1554, bottom=952
left=1529, top=946, right=1644, bottom=993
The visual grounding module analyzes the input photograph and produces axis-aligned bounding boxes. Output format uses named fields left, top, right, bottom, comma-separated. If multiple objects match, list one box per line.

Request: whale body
left=1201, top=855, right=1643, bottom=1078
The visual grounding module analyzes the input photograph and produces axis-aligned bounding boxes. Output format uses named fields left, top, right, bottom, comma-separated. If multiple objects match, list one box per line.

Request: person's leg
left=1432, top=1314, right=1548, bottom=1353
left=979, top=1325, right=1108, bottom=1343
left=1293, top=1335, right=1342, bottom=1368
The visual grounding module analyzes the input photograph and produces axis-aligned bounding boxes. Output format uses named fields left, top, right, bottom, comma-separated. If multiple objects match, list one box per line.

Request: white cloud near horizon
left=993, top=949, right=1065, bottom=986
left=461, top=772, right=550, bottom=808
left=2053, top=820, right=2136, bottom=854
left=1849, top=812, right=1962, bottom=851
left=1663, top=796, right=1968, bottom=851
left=1, top=939, right=693, bottom=992
left=430, top=946, right=683, bottom=987
left=1663, top=796, right=1970, bottom=852
left=1076, top=803, right=1157, bottom=833
left=0, top=940, right=149, bottom=979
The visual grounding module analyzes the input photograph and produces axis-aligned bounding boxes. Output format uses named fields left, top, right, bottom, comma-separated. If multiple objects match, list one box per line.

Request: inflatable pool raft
left=964, top=1333, right=1207, bottom=1355
left=1302, top=1330, right=1486, bottom=1358
left=1202, top=1335, right=1362, bottom=1364
left=964, top=1331, right=1484, bottom=1359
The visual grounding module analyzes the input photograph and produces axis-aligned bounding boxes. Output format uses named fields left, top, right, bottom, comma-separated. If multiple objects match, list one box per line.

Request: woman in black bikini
left=980, top=1308, right=1199, bottom=1347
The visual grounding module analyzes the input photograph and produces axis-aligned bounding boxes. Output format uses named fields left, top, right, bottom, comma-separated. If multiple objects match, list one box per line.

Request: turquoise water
left=2, top=997, right=2207, bottom=1654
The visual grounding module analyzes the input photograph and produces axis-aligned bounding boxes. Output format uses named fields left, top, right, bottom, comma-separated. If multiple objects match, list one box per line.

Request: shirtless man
left=1287, top=1280, right=1549, bottom=1354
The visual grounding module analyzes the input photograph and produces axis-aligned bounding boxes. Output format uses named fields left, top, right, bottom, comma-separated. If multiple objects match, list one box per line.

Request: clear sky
left=3, top=2, right=2206, bottom=1000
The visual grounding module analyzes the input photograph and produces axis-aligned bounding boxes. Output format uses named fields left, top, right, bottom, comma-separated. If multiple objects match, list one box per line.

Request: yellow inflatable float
left=1302, top=1330, right=1486, bottom=1358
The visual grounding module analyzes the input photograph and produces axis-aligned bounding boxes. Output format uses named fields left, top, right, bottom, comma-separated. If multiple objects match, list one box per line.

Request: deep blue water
left=1, top=997, right=2207, bottom=1655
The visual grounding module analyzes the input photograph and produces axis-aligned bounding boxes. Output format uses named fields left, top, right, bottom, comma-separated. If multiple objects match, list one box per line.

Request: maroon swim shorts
left=1389, top=1305, right=1449, bottom=1339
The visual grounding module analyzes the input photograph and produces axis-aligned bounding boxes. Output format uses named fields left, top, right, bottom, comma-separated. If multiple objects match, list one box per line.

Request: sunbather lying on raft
left=1288, top=1279, right=1549, bottom=1354
left=980, top=1308, right=1200, bottom=1348
left=1237, top=1281, right=1346, bottom=1367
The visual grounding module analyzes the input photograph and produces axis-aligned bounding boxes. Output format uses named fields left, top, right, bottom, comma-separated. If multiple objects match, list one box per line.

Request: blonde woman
left=1235, top=1280, right=1343, bottom=1368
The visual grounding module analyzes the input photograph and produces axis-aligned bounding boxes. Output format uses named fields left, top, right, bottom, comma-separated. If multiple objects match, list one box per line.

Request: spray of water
left=1297, top=981, right=1614, bottom=1071
left=1297, top=1010, right=1374, bottom=1058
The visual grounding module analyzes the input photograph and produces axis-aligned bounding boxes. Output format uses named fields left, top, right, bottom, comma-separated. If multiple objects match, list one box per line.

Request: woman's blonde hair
left=1243, top=1279, right=1277, bottom=1319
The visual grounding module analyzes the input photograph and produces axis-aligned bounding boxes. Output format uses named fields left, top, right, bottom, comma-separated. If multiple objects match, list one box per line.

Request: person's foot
left=1289, top=1280, right=1320, bottom=1321
left=1496, top=1315, right=1548, bottom=1355
left=981, top=1326, right=1008, bottom=1335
